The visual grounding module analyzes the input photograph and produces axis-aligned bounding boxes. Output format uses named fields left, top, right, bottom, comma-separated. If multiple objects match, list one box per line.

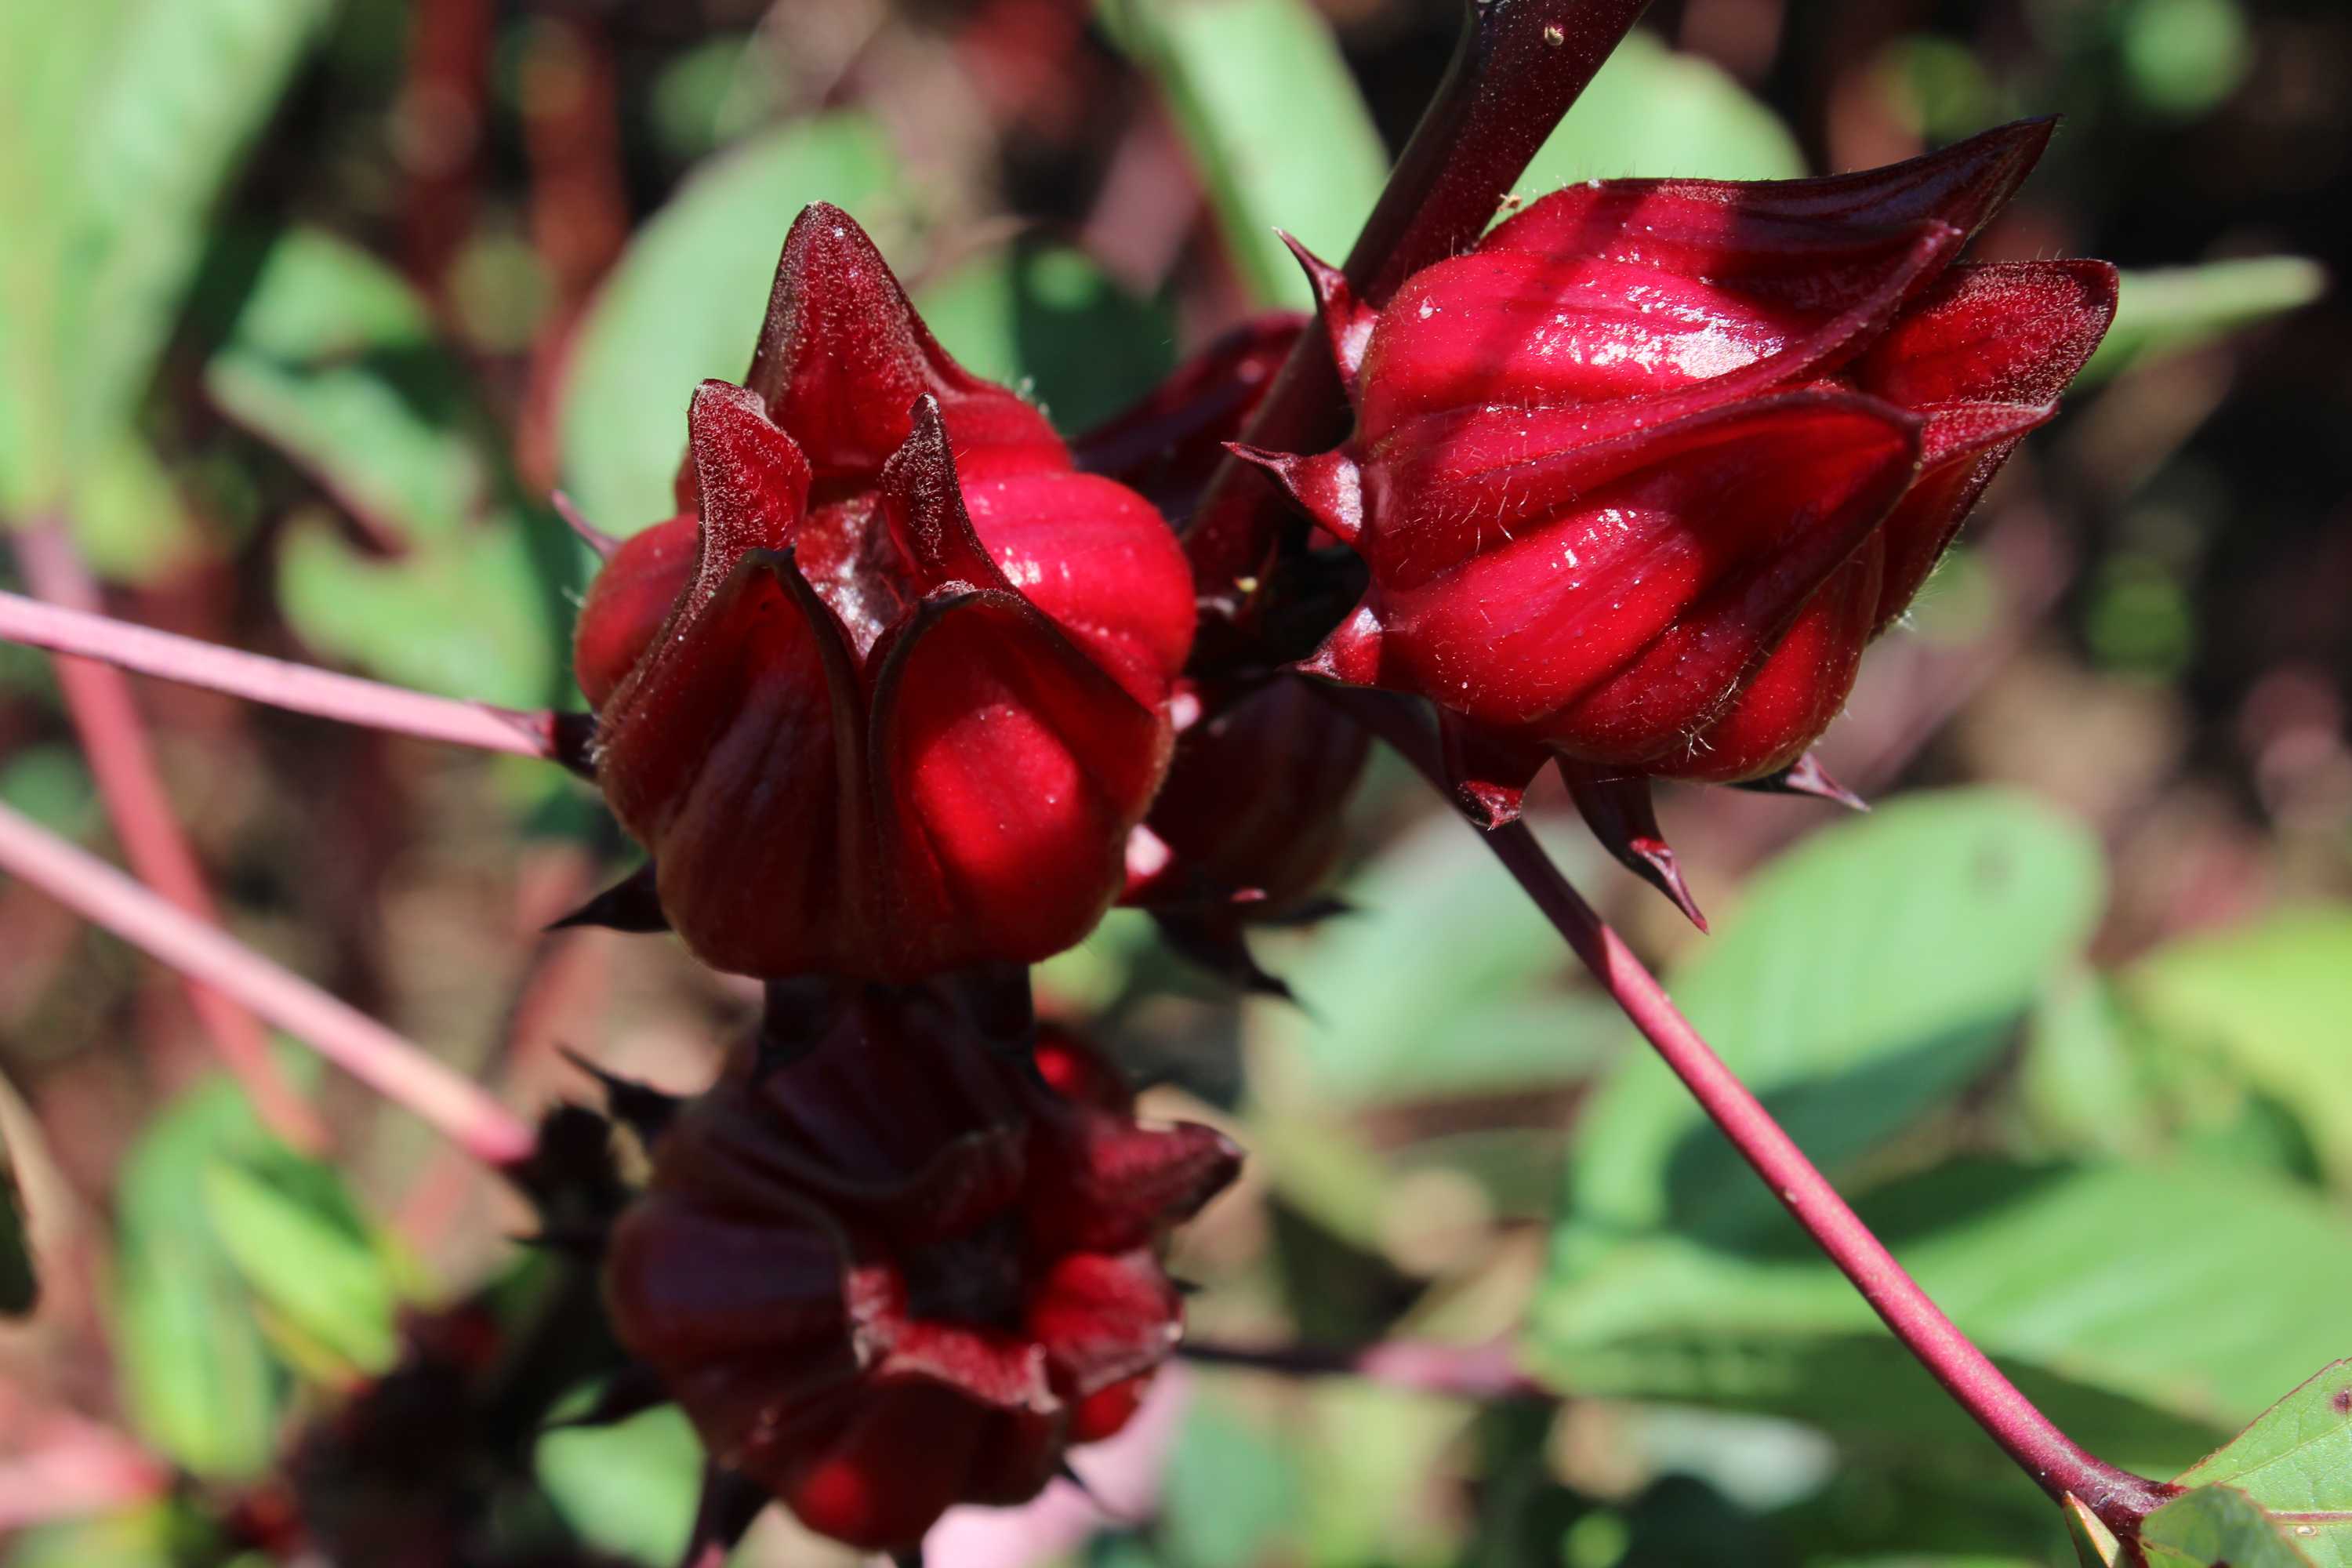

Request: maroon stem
left=1327, top=688, right=2172, bottom=1534
left=1182, top=0, right=1651, bottom=616
left=13, top=523, right=328, bottom=1152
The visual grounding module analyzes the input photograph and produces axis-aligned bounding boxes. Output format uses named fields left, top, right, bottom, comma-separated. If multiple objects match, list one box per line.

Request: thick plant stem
left=1183, top=0, right=1651, bottom=625
left=0, top=588, right=569, bottom=760
left=1327, top=688, right=2173, bottom=1534
left=0, top=798, right=536, bottom=1169
left=13, top=523, right=327, bottom=1151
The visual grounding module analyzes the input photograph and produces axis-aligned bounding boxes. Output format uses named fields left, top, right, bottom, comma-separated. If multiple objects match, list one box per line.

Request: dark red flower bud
left=1138, top=676, right=1369, bottom=913
left=1248, top=122, right=2114, bottom=920
left=1123, top=675, right=1369, bottom=993
left=601, top=981, right=1239, bottom=1552
left=574, top=206, right=1196, bottom=980
left=1073, top=314, right=1306, bottom=520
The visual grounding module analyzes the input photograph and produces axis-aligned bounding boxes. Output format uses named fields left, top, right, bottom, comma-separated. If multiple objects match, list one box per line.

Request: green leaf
left=2125, top=911, right=2352, bottom=1190
left=2142, top=1485, right=2324, bottom=1567
left=71, top=431, right=209, bottom=583
left=67, top=0, right=333, bottom=467
left=202, top=229, right=569, bottom=706
left=558, top=114, right=909, bottom=531
left=274, top=507, right=561, bottom=707
left=2063, top=1494, right=2124, bottom=1566
left=206, top=230, right=494, bottom=547
left=1534, top=1160, right=2352, bottom=1479
left=914, top=244, right=1177, bottom=434
left=1105, top=0, right=1389, bottom=309
left=111, top=1079, right=284, bottom=1478
left=2017, top=971, right=2165, bottom=1160
left=1566, top=789, right=2105, bottom=1249
left=1251, top=815, right=1597, bottom=1105
left=1517, top=30, right=1806, bottom=194
left=202, top=1152, right=401, bottom=1375
left=2078, top=258, right=2326, bottom=386
left=1162, top=1390, right=1307, bottom=1568
left=0, top=0, right=330, bottom=566
left=2169, top=1360, right=2352, bottom=1565
left=1, top=1503, right=208, bottom=1568
left=536, top=1397, right=714, bottom=1566
left=2, top=1119, right=34, bottom=1317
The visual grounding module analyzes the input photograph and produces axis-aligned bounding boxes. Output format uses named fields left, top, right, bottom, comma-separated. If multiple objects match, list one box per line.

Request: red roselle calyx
left=572, top=205, right=1196, bottom=980
left=601, top=979, right=1240, bottom=1552
left=1240, top=121, right=2117, bottom=921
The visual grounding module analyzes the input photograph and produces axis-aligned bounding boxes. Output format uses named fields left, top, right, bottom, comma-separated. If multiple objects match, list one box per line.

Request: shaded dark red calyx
left=601, top=981, right=1237, bottom=1554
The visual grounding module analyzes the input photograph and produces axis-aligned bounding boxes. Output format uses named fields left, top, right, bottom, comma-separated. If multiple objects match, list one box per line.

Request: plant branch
left=12, top=523, right=328, bottom=1151
left=0, top=797, right=537, bottom=1169
left=0, top=587, right=573, bottom=761
left=1323, top=687, right=2174, bottom=1535
left=1182, top=0, right=1651, bottom=628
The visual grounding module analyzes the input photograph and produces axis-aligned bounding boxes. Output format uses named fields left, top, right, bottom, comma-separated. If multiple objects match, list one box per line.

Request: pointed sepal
left=560, top=1045, right=684, bottom=1145
left=1279, top=231, right=1376, bottom=400
left=1732, top=751, right=1870, bottom=811
left=548, top=862, right=671, bottom=934
left=1440, top=713, right=1549, bottom=830
left=1560, top=764, right=1709, bottom=931
left=678, top=1465, right=769, bottom=1568
left=1150, top=909, right=1299, bottom=1004
left=1224, top=443, right=1363, bottom=548
left=880, top=394, right=1018, bottom=595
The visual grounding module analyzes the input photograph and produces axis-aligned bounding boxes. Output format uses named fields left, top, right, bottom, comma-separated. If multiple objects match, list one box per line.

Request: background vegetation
left=1, top=0, right=2346, bottom=1564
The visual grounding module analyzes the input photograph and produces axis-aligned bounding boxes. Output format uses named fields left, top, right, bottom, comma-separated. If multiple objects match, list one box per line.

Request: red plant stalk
left=13, top=523, right=327, bottom=1151
left=0, top=797, right=536, bottom=1169
left=1181, top=0, right=1653, bottom=630
left=0, top=588, right=566, bottom=759
left=1329, top=687, right=2172, bottom=1534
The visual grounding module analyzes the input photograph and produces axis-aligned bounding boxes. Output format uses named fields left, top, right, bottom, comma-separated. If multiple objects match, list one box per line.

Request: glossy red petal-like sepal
left=1483, top=118, right=2053, bottom=260
left=1858, top=259, right=2121, bottom=409
left=1654, top=534, right=1883, bottom=784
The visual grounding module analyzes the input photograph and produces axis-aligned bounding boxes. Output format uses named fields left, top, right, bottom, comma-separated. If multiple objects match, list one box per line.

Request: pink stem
left=13, top=524, right=328, bottom=1152
left=0, top=588, right=568, bottom=760
left=1328, top=688, right=2171, bottom=1534
left=0, top=797, right=537, bottom=1169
